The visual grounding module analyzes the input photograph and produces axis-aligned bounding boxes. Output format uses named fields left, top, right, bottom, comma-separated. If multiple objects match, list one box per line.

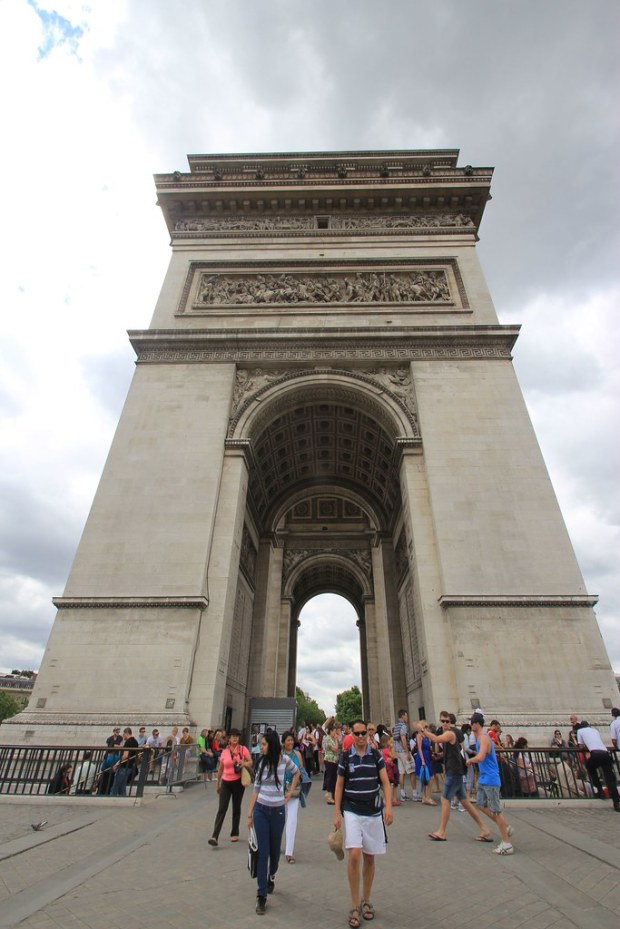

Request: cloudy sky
left=0, top=0, right=618, bottom=717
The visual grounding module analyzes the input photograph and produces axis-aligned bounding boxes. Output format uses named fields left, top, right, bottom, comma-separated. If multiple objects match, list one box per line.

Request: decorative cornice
left=129, top=326, right=519, bottom=365
left=53, top=596, right=209, bottom=610
left=439, top=594, right=599, bottom=609
left=154, top=150, right=493, bottom=237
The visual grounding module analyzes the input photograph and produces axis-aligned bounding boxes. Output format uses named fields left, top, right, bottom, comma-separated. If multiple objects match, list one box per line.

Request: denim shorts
left=476, top=784, right=502, bottom=814
left=442, top=771, right=466, bottom=801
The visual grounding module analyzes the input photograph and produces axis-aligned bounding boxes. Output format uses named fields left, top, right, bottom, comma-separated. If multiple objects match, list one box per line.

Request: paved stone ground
left=0, top=785, right=618, bottom=929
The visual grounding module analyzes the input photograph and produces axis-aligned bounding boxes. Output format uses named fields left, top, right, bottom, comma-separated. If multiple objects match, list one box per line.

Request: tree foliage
left=335, top=685, right=363, bottom=724
left=10, top=669, right=36, bottom=678
left=295, top=686, right=326, bottom=726
left=0, top=692, right=22, bottom=723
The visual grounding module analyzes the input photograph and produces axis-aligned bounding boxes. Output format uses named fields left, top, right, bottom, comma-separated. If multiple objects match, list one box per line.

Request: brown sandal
left=348, top=908, right=361, bottom=928
left=361, top=900, right=375, bottom=921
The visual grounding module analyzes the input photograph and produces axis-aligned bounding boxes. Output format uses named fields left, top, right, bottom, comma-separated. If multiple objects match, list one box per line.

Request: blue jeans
left=253, top=802, right=285, bottom=898
left=111, top=765, right=131, bottom=797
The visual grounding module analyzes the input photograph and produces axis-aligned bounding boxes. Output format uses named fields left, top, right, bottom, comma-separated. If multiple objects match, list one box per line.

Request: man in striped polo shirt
left=334, top=720, right=393, bottom=927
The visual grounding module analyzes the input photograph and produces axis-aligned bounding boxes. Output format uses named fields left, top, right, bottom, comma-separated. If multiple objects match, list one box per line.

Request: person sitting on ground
left=70, top=751, right=98, bottom=795
left=48, top=762, right=72, bottom=795
left=513, top=737, right=537, bottom=796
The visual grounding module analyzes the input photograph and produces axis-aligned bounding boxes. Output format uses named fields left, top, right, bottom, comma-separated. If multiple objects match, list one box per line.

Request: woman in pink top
left=208, top=729, right=253, bottom=846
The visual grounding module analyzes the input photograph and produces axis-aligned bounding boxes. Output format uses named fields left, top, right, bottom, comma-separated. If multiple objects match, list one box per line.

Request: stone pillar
left=399, top=446, right=457, bottom=721
left=188, top=448, right=249, bottom=726
left=275, top=598, right=293, bottom=696
left=287, top=616, right=300, bottom=697
left=368, top=542, right=397, bottom=724
left=358, top=614, right=370, bottom=720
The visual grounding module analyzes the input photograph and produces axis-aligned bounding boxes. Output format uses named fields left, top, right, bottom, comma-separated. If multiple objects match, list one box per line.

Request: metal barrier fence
left=2, top=743, right=618, bottom=802
left=494, top=747, right=620, bottom=800
left=0, top=743, right=199, bottom=798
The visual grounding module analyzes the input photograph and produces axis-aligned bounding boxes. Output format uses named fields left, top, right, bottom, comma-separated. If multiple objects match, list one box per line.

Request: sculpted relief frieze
left=174, top=213, right=474, bottom=234
left=229, top=366, right=418, bottom=430
left=282, top=548, right=372, bottom=588
left=195, top=269, right=451, bottom=307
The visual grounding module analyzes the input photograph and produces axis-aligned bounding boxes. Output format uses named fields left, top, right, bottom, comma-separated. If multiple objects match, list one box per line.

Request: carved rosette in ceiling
left=195, top=269, right=451, bottom=308
left=229, top=367, right=418, bottom=435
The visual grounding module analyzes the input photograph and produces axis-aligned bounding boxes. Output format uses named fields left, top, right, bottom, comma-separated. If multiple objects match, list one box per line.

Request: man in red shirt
left=487, top=720, right=503, bottom=747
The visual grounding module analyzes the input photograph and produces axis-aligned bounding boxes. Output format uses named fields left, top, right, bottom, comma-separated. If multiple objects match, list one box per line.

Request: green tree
left=335, top=685, right=363, bottom=723
left=295, top=686, right=326, bottom=726
left=0, top=692, right=21, bottom=723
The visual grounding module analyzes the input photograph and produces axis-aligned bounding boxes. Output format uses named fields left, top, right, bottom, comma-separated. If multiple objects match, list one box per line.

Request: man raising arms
left=415, top=712, right=493, bottom=842
left=334, top=720, right=393, bottom=927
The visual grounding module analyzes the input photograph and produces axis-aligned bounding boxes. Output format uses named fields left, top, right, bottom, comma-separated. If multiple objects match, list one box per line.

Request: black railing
left=495, top=747, right=620, bottom=800
left=0, top=743, right=198, bottom=798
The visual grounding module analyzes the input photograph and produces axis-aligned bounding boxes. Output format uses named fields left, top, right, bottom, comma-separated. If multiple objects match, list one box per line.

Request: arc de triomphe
left=7, top=150, right=616, bottom=743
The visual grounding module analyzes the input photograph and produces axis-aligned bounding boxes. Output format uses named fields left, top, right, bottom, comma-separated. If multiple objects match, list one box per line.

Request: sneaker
left=450, top=800, right=458, bottom=810
left=493, top=842, right=514, bottom=855
left=400, top=793, right=408, bottom=801
left=256, top=896, right=267, bottom=915
left=457, top=804, right=466, bottom=812
left=267, top=876, right=275, bottom=895
left=412, top=791, right=422, bottom=801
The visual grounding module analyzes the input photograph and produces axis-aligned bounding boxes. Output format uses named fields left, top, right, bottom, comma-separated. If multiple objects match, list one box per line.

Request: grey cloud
left=0, top=480, right=79, bottom=587
left=81, top=346, right=135, bottom=419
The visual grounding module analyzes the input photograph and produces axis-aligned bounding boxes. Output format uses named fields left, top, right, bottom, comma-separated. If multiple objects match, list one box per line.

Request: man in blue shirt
left=467, top=713, right=514, bottom=855
left=334, top=720, right=393, bottom=927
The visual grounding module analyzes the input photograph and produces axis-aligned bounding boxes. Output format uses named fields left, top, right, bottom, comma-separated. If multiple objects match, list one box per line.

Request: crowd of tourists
left=47, top=707, right=620, bottom=923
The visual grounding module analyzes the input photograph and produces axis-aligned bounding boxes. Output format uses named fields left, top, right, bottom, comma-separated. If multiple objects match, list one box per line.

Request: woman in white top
left=281, top=731, right=304, bottom=863
left=246, top=731, right=300, bottom=915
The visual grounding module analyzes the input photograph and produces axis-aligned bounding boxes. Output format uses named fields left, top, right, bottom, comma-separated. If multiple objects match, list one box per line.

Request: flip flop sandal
left=475, top=835, right=494, bottom=842
left=348, top=907, right=361, bottom=928
left=361, top=900, right=375, bottom=921
left=428, top=832, right=447, bottom=841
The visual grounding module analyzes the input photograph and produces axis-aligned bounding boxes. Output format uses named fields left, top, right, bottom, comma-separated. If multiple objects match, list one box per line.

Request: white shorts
left=395, top=751, right=414, bottom=774
left=343, top=812, right=386, bottom=855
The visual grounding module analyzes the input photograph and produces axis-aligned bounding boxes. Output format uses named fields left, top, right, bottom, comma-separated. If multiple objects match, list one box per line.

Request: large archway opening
left=230, top=372, right=421, bottom=724
left=297, top=593, right=360, bottom=717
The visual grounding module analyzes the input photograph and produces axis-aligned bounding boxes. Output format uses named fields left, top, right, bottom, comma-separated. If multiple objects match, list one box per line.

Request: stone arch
left=229, top=368, right=418, bottom=442
left=228, top=371, right=420, bottom=533
left=227, top=368, right=416, bottom=723
left=283, top=551, right=373, bottom=611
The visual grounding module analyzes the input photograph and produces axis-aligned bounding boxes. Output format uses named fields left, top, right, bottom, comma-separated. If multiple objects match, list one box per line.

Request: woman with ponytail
left=246, top=730, right=300, bottom=915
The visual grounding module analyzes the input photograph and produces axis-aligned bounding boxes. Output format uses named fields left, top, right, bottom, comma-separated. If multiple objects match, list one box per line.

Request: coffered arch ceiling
left=246, top=397, right=402, bottom=530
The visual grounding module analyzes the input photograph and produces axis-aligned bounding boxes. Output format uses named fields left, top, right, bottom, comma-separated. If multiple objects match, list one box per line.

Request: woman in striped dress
left=246, top=730, right=300, bottom=915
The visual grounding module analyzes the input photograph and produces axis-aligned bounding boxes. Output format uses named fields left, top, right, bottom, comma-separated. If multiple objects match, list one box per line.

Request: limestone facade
left=4, top=150, right=616, bottom=745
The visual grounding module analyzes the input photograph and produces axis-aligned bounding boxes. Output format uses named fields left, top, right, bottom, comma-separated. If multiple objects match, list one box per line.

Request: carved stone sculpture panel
left=173, top=213, right=474, bottom=234
left=195, top=269, right=451, bottom=307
